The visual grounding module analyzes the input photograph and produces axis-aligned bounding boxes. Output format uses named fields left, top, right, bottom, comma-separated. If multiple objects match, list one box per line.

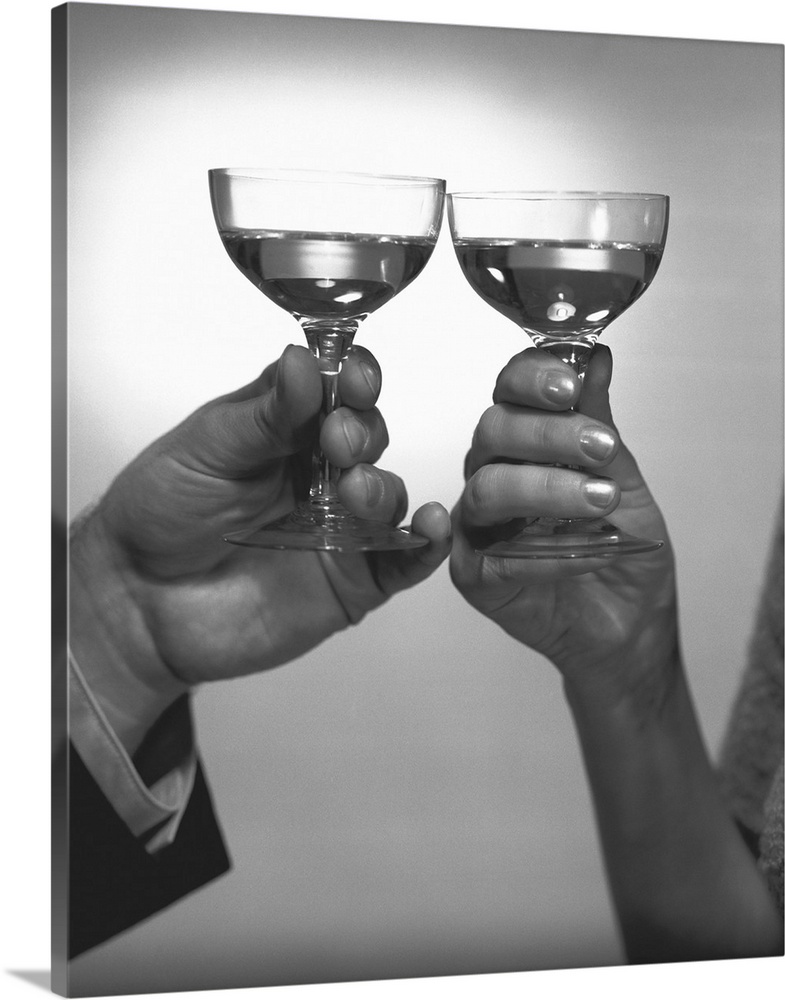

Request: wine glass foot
left=478, top=517, right=663, bottom=560
left=224, top=504, right=428, bottom=552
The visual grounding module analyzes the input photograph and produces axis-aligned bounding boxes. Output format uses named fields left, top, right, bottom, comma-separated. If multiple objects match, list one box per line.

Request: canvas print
left=52, top=3, right=784, bottom=996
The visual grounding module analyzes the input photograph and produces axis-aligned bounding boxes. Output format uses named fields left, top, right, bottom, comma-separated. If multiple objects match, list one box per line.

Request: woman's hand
left=450, top=345, right=678, bottom=702
left=451, top=345, right=784, bottom=962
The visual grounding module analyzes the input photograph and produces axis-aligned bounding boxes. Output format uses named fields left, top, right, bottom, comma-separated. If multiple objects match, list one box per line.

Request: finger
left=466, top=404, right=618, bottom=478
left=200, top=345, right=383, bottom=473
left=321, top=406, right=389, bottom=469
left=220, top=344, right=382, bottom=409
left=462, top=462, right=621, bottom=527
left=372, top=501, right=453, bottom=595
left=186, top=344, right=321, bottom=476
left=337, top=464, right=409, bottom=525
left=494, top=347, right=581, bottom=410
left=337, top=345, right=382, bottom=410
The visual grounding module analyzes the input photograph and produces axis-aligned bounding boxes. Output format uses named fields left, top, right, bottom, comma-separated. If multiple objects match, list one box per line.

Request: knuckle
left=529, top=412, right=554, bottom=452
left=464, top=464, right=499, bottom=513
left=473, top=404, right=506, bottom=454
left=534, top=410, right=577, bottom=454
left=492, top=363, right=522, bottom=403
left=372, top=408, right=390, bottom=447
left=540, top=464, right=568, bottom=500
left=374, top=469, right=407, bottom=521
left=361, top=409, right=388, bottom=463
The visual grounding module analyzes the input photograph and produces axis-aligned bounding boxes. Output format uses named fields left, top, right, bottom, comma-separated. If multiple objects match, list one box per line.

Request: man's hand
left=71, top=344, right=451, bottom=752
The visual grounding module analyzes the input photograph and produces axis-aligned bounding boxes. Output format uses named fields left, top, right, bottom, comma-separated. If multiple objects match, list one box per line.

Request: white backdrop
left=59, top=4, right=782, bottom=996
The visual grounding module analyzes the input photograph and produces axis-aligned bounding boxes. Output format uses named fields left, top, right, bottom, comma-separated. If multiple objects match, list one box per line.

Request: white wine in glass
left=210, top=168, right=446, bottom=551
left=448, top=190, right=669, bottom=559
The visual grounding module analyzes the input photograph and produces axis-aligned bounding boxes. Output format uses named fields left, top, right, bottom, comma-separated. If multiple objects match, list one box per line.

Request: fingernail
left=360, top=361, right=381, bottom=397
left=362, top=468, right=382, bottom=507
left=579, top=426, right=616, bottom=461
left=582, top=479, right=617, bottom=508
left=343, top=415, right=369, bottom=455
left=543, top=372, right=576, bottom=403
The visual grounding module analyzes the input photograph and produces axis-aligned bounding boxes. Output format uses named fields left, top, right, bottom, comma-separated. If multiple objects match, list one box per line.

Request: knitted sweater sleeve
left=718, top=500, right=784, bottom=915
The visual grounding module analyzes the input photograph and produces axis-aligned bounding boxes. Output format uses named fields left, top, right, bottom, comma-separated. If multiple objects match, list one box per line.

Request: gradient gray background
left=61, top=3, right=783, bottom=994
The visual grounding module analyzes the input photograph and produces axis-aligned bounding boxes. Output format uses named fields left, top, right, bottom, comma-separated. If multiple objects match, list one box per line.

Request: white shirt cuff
left=68, top=649, right=196, bottom=854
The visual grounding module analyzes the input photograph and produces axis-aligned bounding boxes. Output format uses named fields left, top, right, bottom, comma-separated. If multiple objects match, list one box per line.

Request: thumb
left=371, top=501, right=453, bottom=598
left=577, top=343, right=615, bottom=427
left=183, top=345, right=322, bottom=476
left=579, top=344, right=651, bottom=494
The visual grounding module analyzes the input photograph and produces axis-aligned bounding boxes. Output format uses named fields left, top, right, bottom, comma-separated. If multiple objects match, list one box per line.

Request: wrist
left=561, top=623, right=684, bottom=731
left=557, top=563, right=682, bottom=716
left=69, top=507, right=189, bottom=756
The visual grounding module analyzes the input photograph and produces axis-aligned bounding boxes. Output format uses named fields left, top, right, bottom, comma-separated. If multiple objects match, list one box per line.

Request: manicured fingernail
left=582, top=479, right=617, bottom=508
left=543, top=372, right=576, bottom=403
left=579, top=426, right=616, bottom=461
left=343, top=415, right=369, bottom=455
left=360, top=361, right=381, bottom=397
left=362, top=468, right=382, bottom=507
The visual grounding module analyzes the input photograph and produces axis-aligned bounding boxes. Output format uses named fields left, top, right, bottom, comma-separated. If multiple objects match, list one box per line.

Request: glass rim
left=448, top=190, right=668, bottom=202
left=209, top=167, right=446, bottom=188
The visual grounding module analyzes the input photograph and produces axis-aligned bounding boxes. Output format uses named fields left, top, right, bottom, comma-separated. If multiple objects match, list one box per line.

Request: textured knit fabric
left=718, top=501, right=784, bottom=915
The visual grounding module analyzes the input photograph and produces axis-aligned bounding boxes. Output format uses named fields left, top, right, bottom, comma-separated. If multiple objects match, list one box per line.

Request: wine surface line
left=454, top=238, right=663, bottom=342
left=221, top=229, right=437, bottom=323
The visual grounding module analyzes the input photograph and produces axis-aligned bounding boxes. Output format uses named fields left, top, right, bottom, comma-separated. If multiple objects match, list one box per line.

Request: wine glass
left=209, top=168, right=445, bottom=551
left=448, top=190, right=669, bottom=559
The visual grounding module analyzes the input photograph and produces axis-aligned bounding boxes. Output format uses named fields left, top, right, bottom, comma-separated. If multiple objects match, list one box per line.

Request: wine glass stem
left=303, top=322, right=358, bottom=514
left=538, top=338, right=595, bottom=379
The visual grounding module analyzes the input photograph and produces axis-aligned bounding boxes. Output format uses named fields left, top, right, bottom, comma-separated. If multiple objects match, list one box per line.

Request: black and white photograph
left=36, top=1, right=785, bottom=998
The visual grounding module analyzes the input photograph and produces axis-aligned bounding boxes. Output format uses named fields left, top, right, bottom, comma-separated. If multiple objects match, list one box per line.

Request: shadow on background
left=6, top=971, right=51, bottom=993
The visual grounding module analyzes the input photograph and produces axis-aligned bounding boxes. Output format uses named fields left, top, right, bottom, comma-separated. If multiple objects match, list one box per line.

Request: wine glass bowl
left=448, top=190, right=669, bottom=559
left=210, top=168, right=446, bottom=551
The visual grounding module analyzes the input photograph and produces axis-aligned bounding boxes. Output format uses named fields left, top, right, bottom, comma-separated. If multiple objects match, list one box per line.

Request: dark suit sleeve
left=54, top=515, right=232, bottom=959
left=67, top=740, right=232, bottom=958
